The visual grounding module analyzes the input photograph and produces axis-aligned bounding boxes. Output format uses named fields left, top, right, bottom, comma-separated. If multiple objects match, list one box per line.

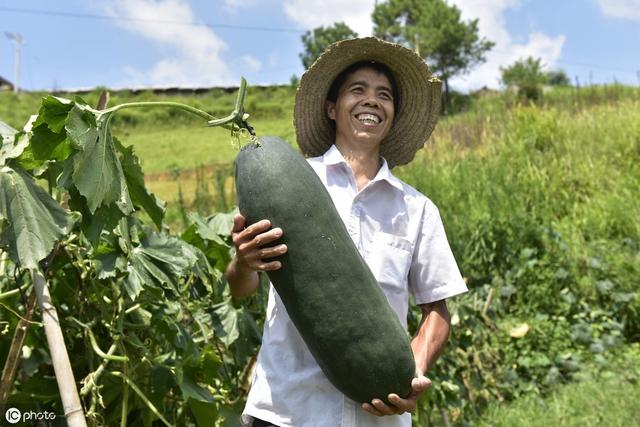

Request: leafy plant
left=373, top=0, right=494, bottom=113
left=0, top=81, right=258, bottom=426
left=500, top=57, right=549, bottom=101
left=299, top=22, right=358, bottom=69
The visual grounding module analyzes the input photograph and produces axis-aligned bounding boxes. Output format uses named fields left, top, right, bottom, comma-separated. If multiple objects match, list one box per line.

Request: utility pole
left=5, top=32, right=23, bottom=93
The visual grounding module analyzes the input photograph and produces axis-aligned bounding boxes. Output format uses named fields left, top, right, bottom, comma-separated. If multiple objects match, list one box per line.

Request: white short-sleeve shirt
left=242, top=145, right=467, bottom=427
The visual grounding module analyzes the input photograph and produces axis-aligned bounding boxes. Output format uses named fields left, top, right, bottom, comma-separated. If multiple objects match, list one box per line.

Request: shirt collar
left=321, top=145, right=404, bottom=192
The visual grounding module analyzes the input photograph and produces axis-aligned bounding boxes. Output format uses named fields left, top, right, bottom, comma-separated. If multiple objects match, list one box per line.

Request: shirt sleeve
left=408, top=202, right=468, bottom=304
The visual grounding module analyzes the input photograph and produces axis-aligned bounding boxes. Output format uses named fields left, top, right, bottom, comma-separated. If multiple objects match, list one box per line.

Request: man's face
left=326, top=67, right=395, bottom=150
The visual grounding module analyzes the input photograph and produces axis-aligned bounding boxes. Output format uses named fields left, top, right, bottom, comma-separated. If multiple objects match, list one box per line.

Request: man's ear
left=325, top=100, right=336, bottom=121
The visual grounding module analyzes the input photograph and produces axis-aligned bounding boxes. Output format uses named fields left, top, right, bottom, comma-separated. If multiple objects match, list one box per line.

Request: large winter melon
left=235, top=136, right=415, bottom=404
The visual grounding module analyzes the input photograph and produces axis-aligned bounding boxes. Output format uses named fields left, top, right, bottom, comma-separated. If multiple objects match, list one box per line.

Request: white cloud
left=596, top=0, right=640, bottom=20
left=102, top=0, right=235, bottom=87
left=242, top=55, right=262, bottom=72
left=282, top=0, right=376, bottom=36
left=448, top=0, right=566, bottom=91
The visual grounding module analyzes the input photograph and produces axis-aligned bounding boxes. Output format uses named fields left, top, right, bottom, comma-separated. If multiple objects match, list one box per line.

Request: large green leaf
left=182, top=212, right=234, bottom=272
left=188, top=399, right=218, bottom=427
left=201, top=301, right=260, bottom=361
left=124, top=257, right=156, bottom=301
left=210, top=300, right=240, bottom=347
left=178, top=371, right=218, bottom=426
left=179, top=375, right=214, bottom=402
left=29, top=122, right=72, bottom=163
left=205, top=209, right=237, bottom=237
left=0, top=118, right=35, bottom=166
left=33, top=96, right=73, bottom=133
left=148, top=365, right=175, bottom=398
left=0, top=119, right=16, bottom=143
left=93, top=238, right=128, bottom=279
left=136, top=233, right=197, bottom=277
left=28, top=102, right=100, bottom=176
left=124, top=232, right=198, bottom=300
left=199, top=348, right=223, bottom=380
left=0, top=120, right=18, bottom=163
left=71, top=111, right=134, bottom=215
left=190, top=213, right=229, bottom=246
left=219, top=406, right=243, bottom=427
left=117, top=140, right=165, bottom=228
left=93, top=250, right=120, bottom=279
left=66, top=186, right=124, bottom=248
left=189, top=247, right=219, bottom=294
left=233, top=307, right=262, bottom=362
left=65, top=103, right=98, bottom=150
left=9, top=99, right=74, bottom=173
left=0, top=165, right=71, bottom=269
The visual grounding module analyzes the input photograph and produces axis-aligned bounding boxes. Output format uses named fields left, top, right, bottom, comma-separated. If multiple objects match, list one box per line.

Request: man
left=226, top=37, right=467, bottom=427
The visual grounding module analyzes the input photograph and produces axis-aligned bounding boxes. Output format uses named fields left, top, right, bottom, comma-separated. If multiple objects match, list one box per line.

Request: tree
left=546, top=69, right=571, bottom=86
left=290, top=73, right=300, bottom=88
left=501, top=56, right=549, bottom=101
left=373, top=0, right=494, bottom=114
left=300, top=23, right=358, bottom=69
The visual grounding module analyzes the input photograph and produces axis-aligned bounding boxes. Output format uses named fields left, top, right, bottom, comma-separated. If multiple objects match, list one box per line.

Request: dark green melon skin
left=235, top=136, right=415, bottom=404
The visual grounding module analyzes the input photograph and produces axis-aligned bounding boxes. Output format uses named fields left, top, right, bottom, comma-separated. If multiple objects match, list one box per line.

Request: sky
left=0, top=0, right=638, bottom=92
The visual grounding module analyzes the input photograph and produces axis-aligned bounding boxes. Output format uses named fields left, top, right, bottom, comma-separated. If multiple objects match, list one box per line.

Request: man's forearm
left=410, top=300, right=451, bottom=374
left=226, top=257, right=260, bottom=298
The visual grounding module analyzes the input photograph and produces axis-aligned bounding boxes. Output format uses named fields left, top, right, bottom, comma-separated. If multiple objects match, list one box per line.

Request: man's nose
left=362, top=92, right=379, bottom=107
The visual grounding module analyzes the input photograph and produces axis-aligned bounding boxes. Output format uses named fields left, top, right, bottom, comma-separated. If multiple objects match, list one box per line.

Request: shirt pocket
left=364, top=232, right=413, bottom=292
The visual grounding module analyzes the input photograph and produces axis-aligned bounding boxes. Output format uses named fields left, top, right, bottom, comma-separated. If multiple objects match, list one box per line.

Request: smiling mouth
left=355, top=113, right=381, bottom=126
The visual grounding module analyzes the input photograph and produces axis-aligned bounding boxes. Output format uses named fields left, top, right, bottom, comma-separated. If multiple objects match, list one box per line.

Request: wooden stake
left=31, top=269, right=87, bottom=427
left=0, top=290, right=36, bottom=412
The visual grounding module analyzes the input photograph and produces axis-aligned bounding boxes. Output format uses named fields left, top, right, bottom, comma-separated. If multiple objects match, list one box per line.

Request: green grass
left=117, top=113, right=296, bottom=174
left=476, top=346, right=640, bottom=427
left=118, top=125, right=241, bottom=173
left=479, top=376, right=640, bottom=427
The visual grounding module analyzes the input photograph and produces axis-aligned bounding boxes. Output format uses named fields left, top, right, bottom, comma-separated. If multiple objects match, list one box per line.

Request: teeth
left=357, top=113, right=380, bottom=124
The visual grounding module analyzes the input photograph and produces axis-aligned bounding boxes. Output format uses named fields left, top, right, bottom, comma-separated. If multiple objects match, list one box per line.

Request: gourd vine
left=0, top=77, right=261, bottom=426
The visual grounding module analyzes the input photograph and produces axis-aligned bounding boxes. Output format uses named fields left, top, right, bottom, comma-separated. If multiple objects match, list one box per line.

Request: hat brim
left=294, top=37, right=441, bottom=168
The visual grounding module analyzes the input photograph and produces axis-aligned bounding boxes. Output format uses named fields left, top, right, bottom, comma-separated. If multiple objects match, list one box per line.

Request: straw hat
left=294, top=37, right=442, bottom=168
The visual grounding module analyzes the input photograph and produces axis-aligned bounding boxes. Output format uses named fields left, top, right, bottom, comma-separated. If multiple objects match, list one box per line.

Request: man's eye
left=351, top=86, right=363, bottom=93
left=380, top=92, right=392, bottom=100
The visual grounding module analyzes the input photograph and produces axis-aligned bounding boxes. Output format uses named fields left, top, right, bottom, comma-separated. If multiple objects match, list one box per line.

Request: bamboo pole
left=0, top=290, right=36, bottom=413
left=31, top=269, right=87, bottom=427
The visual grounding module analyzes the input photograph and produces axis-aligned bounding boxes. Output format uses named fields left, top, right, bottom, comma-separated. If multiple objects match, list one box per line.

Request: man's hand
left=361, top=371, right=431, bottom=416
left=231, top=214, right=287, bottom=272
left=226, top=214, right=287, bottom=298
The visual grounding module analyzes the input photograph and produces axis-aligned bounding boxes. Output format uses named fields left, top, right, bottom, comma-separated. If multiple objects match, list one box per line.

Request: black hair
left=326, top=60, right=399, bottom=111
